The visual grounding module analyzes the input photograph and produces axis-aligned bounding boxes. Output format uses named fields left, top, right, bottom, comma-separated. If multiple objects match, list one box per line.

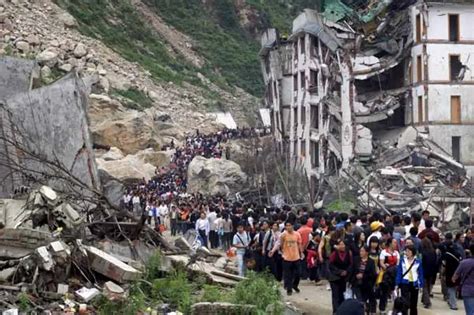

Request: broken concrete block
left=75, top=287, right=100, bottom=302
left=39, top=186, right=59, bottom=205
left=85, top=246, right=142, bottom=283
left=50, top=240, right=71, bottom=255
left=2, top=309, right=19, bottom=315
left=57, top=283, right=69, bottom=294
left=175, top=237, right=192, bottom=251
left=53, top=203, right=83, bottom=228
left=36, top=246, right=54, bottom=271
left=104, top=281, right=126, bottom=301
left=0, top=267, right=16, bottom=282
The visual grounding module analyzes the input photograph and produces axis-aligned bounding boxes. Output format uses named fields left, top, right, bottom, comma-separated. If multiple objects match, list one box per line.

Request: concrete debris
left=0, top=182, right=175, bottom=312
left=85, top=245, right=142, bottom=283
left=350, top=137, right=470, bottom=230
left=75, top=287, right=100, bottom=303
left=103, top=281, right=126, bottom=301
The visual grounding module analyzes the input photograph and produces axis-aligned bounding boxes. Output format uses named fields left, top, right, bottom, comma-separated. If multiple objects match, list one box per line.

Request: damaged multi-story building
left=260, top=0, right=474, bottom=184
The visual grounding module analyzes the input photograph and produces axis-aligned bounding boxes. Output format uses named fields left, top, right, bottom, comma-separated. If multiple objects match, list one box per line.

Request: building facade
left=261, top=0, right=474, bottom=182
left=411, top=1, right=474, bottom=173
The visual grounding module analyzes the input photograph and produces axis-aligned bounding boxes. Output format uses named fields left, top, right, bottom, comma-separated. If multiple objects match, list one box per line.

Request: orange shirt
left=297, top=225, right=312, bottom=249
left=280, top=231, right=302, bottom=262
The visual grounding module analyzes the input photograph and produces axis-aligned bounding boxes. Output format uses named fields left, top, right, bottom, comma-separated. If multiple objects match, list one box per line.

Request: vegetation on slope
left=54, top=0, right=320, bottom=97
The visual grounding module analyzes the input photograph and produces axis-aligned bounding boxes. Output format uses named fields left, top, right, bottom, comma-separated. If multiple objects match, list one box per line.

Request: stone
left=99, top=76, right=110, bottom=92
left=85, top=245, right=142, bottom=283
left=175, top=237, right=192, bottom=251
left=0, top=267, right=16, bottom=282
left=1, top=74, right=101, bottom=195
left=99, top=169, right=125, bottom=209
left=187, top=157, right=248, bottom=196
left=49, top=40, right=60, bottom=47
left=39, top=186, right=58, bottom=204
left=106, top=72, right=131, bottom=90
left=15, top=40, right=29, bottom=52
left=58, top=63, right=73, bottom=72
left=103, top=281, right=126, bottom=301
left=134, top=148, right=173, bottom=167
left=90, top=111, right=163, bottom=155
left=75, top=287, right=100, bottom=302
left=58, top=12, right=77, bottom=28
left=73, top=43, right=87, bottom=58
left=25, top=34, right=40, bottom=46
left=101, top=147, right=124, bottom=161
left=96, top=155, right=156, bottom=182
left=57, top=284, right=69, bottom=295
left=0, top=12, right=7, bottom=23
left=40, top=65, right=51, bottom=78
left=36, top=49, right=58, bottom=67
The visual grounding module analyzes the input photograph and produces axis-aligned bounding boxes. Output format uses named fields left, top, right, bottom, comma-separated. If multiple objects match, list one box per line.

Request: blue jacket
left=396, top=255, right=424, bottom=288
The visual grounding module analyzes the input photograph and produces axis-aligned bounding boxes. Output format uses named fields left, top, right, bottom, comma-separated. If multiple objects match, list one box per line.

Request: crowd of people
left=122, top=129, right=474, bottom=315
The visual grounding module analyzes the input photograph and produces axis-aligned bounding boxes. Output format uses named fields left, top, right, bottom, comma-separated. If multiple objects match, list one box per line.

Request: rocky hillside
left=0, top=0, right=317, bottom=179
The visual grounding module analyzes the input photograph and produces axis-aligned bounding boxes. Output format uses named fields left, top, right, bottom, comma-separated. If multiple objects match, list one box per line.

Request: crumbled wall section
left=1, top=71, right=101, bottom=195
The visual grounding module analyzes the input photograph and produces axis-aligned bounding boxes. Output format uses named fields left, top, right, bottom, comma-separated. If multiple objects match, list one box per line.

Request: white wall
left=426, top=44, right=474, bottom=81
left=428, top=85, right=474, bottom=122
left=426, top=4, right=474, bottom=41
left=428, top=125, right=474, bottom=166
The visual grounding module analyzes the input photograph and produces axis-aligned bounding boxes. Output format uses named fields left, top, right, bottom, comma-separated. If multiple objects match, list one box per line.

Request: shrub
left=232, top=272, right=282, bottom=315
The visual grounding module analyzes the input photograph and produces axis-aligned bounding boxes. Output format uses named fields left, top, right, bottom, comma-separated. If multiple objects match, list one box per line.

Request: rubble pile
left=352, top=137, right=471, bottom=230
left=0, top=185, right=157, bottom=313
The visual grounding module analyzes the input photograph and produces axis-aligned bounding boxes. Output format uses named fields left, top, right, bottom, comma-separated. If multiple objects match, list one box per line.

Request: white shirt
left=158, top=204, right=169, bottom=217
left=207, top=211, right=217, bottom=231
left=195, top=219, right=210, bottom=235
left=132, top=196, right=140, bottom=204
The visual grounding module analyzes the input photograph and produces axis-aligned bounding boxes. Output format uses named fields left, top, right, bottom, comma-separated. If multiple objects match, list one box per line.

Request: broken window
left=310, top=36, right=319, bottom=58
left=267, top=82, right=273, bottom=104
left=452, top=136, right=461, bottom=162
left=300, top=71, right=305, bottom=89
left=451, top=95, right=461, bottom=124
left=418, top=96, right=423, bottom=123
left=300, top=36, right=305, bottom=56
left=416, top=14, right=422, bottom=43
left=416, top=55, right=422, bottom=82
left=309, top=69, right=318, bottom=94
left=311, top=141, right=319, bottom=167
left=294, top=42, right=298, bottom=62
left=301, top=107, right=306, bottom=125
left=450, top=55, right=463, bottom=81
left=311, top=105, right=319, bottom=130
left=301, top=140, right=306, bottom=157
left=293, top=74, right=298, bottom=91
left=449, top=14, right=459, bottom=42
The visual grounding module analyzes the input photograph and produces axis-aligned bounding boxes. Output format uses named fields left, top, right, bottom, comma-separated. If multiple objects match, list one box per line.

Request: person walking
left=379, top=238, right=400, bottom=314
left=271, top=221, right=303, bottom=296
left=169, top=205, right=179, bottom=236
left=266, top=222, right=283, bottom=281
left=328, top=238, right=353, bottom=314
left=352, top=246, right=376, bottom=314
left=222, top=212, right=234, bottom=250
left=195, top=212, right=210, bottom=248
left=395, top=245, right=424, bottom=315
left=233, top=223, right=251, bottom=277
left=420, top=237, right=437, bottom=309
left=453, top=243, right=474, bottom=315
left=443, top=237, right=462, bottom=310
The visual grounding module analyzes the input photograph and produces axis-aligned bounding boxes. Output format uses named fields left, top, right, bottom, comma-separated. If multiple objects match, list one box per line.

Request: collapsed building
left=260, top=0, right=474, bottom=184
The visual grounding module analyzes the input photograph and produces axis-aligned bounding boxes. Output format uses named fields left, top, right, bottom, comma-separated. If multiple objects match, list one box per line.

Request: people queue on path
left=122, top=128, right=474, bottom=315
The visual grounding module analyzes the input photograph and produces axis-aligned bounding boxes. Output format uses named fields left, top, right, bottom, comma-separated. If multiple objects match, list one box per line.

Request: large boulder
left=96, top=155, right=156, bottom=182
left=135, top=148, right=174, bottom=168
left=187, top=157, right=247, bottom=196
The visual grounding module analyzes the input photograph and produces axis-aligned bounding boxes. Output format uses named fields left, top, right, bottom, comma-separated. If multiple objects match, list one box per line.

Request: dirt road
left=284, top=280, right=465, bottom=315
